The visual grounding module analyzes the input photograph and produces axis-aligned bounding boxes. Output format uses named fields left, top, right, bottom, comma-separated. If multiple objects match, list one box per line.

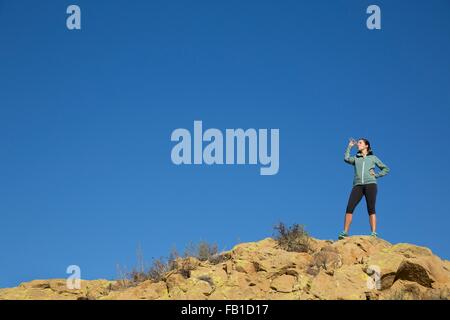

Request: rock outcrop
left=1, top=236, right=449, bottom=300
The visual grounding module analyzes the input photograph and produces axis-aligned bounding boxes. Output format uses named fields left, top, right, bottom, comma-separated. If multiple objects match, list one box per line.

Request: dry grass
left=115, top=240, right=227, bottom=289
left=273, top=222, right=312, bottom=253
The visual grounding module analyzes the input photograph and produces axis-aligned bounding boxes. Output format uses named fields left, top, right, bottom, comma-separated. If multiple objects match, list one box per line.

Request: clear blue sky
left=1, top=0, right=449, bottom=288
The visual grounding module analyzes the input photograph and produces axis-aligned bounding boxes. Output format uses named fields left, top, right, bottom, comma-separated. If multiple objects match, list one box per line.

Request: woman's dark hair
left=359, top=138, right=373, bottom=155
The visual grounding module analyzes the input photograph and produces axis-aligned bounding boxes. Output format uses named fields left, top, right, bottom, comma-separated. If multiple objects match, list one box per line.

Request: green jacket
left=344, top=145, right=390, bottom=186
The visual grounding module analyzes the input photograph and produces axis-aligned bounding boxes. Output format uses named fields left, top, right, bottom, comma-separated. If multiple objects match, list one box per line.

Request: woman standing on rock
left=339, top=138, right=390, bottom=240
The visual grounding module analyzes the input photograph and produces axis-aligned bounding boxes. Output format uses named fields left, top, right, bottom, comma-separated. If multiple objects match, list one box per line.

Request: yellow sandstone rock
left=1, top=236, right=449, bottom=300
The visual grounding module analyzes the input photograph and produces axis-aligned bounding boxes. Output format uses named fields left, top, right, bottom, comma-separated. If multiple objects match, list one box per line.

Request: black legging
left=346, top=183, right=377, bottom=215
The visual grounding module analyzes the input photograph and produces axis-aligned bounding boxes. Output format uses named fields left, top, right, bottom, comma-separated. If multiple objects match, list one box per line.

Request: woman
left=338, top=138, right=390, bottom=240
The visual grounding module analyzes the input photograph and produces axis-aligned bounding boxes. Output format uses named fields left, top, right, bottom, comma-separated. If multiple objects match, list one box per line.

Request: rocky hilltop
left=1, top=236, right=449, bottom=300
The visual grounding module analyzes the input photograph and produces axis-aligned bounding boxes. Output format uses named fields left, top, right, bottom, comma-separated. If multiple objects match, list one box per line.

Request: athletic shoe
left=338, top=231, right=349, bottom=240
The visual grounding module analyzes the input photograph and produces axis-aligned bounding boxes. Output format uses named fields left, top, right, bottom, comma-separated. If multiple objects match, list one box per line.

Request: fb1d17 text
left=181, top=304, right=269, bottom=317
